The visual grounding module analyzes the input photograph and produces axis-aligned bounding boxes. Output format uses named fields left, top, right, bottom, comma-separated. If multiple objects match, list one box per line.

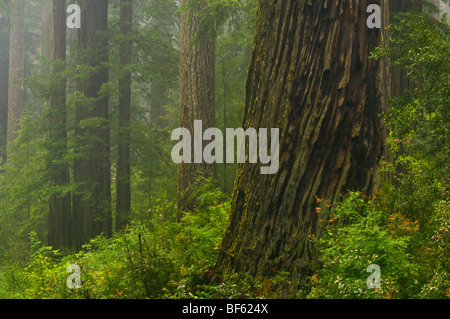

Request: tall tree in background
left=73, top=0, right=111, bottom=249
left=0, top=0, right=9, bottom=165
left=40, top=0, right=52, bottom=70
left=47, top=0, right=71, bottom=249
left=177, top=0, right=217, bottom=214
left=216, top=0, right=389, bottom=277
left=7, top=0, right=25, bottom=157
left=116, top=0, right=133, bottom=230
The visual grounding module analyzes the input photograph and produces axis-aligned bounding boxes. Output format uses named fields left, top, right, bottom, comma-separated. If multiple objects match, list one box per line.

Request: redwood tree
left=0, top=1, right=9, bottom=164
left=177, top=0, right=217, bottom=214
left=7, top=0, right=24, bottom=155
left=47, top=0, right=71, bottom=249
left=116, top=0, right=133, bottom=230
left=216, top=0, right=389, bottom=278
left=73, top=0, right=112, bottom=249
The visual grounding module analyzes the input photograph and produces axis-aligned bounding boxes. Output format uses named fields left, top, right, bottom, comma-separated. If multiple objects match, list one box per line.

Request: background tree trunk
left=40, top=0, right=52, bottom=71
left=116, top=0, right=133, bottom=230
left=216, top=0, right=389, bottom=278
left=7, top=0, right=25, bottom=156
left=47, top=0, right=71, bottom=249
left=177, top=0, right=217, bottom=214
left=73, top=0, right=111, bottom=249
left=0, top=0, right=10, bottom=165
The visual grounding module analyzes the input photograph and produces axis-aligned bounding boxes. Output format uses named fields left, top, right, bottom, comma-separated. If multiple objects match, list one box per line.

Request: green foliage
left=174, top=179, right=230, bottom=265
left=0, top=114, right=48, bottom=265
left=371, top=11, right=449, bottom=230
left=1, top=0, right=448, bottom=301
left=0, top=180, right=233, bottom=299
left=164, top=270, right=299, bottom=299
left=309, top=193, right=449, bottom=299
left=309, top=193, right=419, bottom=299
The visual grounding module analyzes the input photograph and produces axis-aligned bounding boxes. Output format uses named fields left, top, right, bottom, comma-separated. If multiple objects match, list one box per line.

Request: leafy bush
left=309, top=193, right=418, bottom=299
left=372, top=10, right=449, bottom=230
left=308, top=192, right=449, bottom=299
left=0, top=179, right=233, bottom=299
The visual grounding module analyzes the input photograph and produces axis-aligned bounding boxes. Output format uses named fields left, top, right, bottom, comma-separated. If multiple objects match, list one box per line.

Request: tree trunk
left=216, top=0, right=389, bottom=278
left=116, top=0, right=133, bottom=230
left=73, top=0, right=111, bottom=249
left=40, top=0, right=52, bottom=70
left=0, top=1, right=9, bottom=165
left=47, top=0, right=72, bottom=249
left=7, top=0, right=25, bottom=155
left=178, top=0, right=217, bottom=214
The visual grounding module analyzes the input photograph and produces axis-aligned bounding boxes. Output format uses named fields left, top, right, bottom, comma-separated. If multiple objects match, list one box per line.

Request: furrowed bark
left=216, top=0, right=389, bottom=278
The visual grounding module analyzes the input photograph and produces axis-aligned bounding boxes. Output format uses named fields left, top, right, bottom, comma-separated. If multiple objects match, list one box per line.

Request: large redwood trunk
left=177, top=0, right=216, bottom=213
left=216, top=0, right=389, bottom=278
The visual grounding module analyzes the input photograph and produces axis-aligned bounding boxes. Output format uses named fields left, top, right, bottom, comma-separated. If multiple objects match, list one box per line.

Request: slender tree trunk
left=116, top=0, right=133, bottom=230
left=73, top=0, right=111, bottom=249
left=47, top=0, right=72, bottom=249
left=40, top=0, right=52, bottom=70
left=0, top=1, right=10, bottom=165
left=7, top=0, right=25, bottom=156
left=178, top=0, right=216, bottom=214
left=216, top=0, right=389, bottom=278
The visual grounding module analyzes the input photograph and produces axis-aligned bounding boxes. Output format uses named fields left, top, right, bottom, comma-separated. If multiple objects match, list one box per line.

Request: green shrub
left=309, top=193, right=419, bottom=299
left=308, top=192, right=449, bottom=299
left=0, top=179, right=233, bottom=299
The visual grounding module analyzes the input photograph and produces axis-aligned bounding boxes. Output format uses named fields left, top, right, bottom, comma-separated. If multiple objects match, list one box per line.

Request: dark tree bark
left=0, top=1, right=10, bottom=165
left=116, top=0, right=133, bottom=230
left=7, top=0, right=24, bottom=155
left=216, top=0, right=389, bottom=278
left=47, top=0, right=72, bottom=249
left=73, top=0, right=111, bottom=249
left=178, top=0, right=217, bottom=214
